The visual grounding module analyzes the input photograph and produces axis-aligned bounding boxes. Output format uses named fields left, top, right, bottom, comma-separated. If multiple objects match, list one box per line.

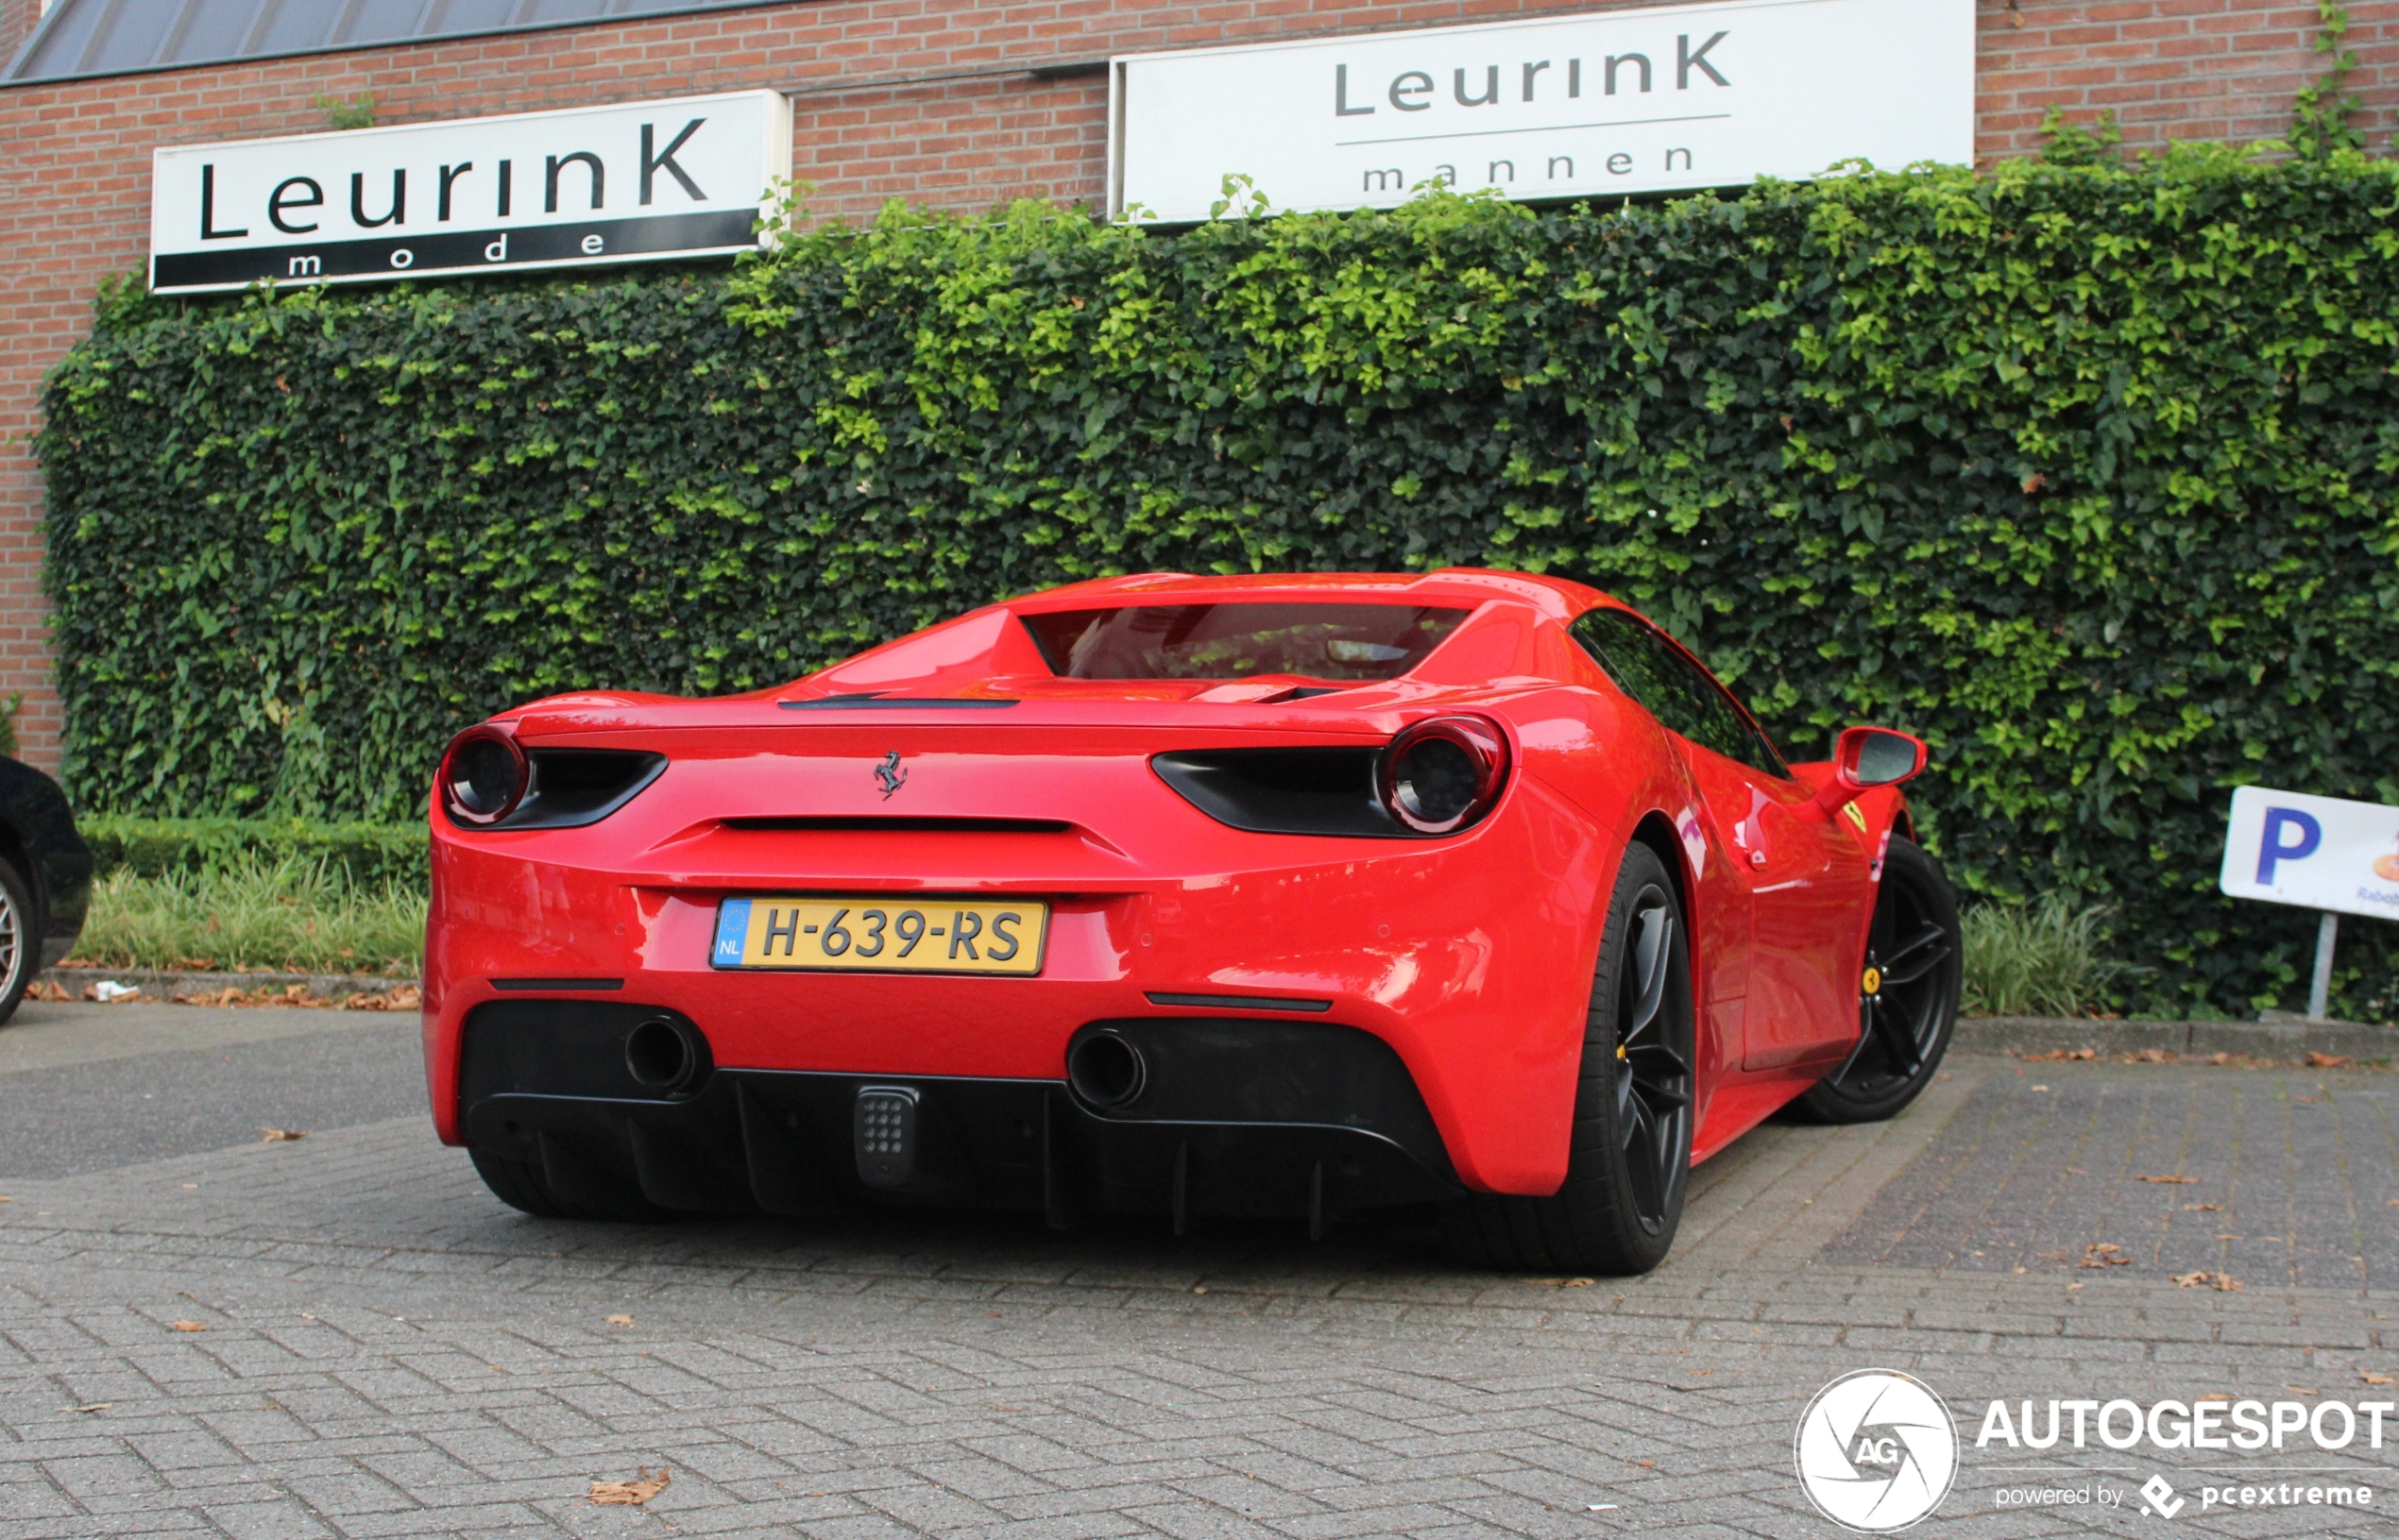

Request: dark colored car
left=0, top=756, right=93, bottom=1024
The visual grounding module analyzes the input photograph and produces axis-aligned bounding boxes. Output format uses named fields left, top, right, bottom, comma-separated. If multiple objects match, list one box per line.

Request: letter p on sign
left=2255, top=806, right=2322, bottom=884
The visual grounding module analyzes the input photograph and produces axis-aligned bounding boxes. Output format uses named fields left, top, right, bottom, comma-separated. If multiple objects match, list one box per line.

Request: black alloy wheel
left=1794, top=837, right=1962, bottom=1124
left=0, top=858, right=33, bottom=1028
left=1444, top=840, right=1695, bottom=1276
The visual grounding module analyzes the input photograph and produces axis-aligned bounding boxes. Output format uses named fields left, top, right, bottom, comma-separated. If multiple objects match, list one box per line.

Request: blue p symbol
left=2255, top=807, right=2322, bottom=885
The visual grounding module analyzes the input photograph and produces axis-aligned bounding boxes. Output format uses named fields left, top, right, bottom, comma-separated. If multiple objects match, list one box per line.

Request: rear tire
left=1791, top=838, right=1962, bottom=1125
left=0, top=858, right=35, bottom=1029
left=1443, top=841, right=1695, bottom=1276
left=468, top=1145, right=678, bottom=1223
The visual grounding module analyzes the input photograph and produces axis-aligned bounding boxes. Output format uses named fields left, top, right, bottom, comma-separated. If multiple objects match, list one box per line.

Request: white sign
left=150, top=92, right=792, bottom=295
left=2220, top=785, right=2399, bottom=922
left=1108, top=0, right=1974, bottom=222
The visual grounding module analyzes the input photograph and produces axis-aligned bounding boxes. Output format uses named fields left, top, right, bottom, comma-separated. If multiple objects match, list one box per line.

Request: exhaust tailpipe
left=1066, top=1029, right=1148, bottom=1108
left=623, top=1016, right=706, bottom=1095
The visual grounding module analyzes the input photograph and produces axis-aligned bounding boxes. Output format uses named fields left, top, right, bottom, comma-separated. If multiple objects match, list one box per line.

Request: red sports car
left=423, top=570, right=1960, bottom=1274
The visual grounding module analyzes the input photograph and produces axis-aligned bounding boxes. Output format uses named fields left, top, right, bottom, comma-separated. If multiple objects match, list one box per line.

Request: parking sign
left=2219, top=785, right=2399, bottom=923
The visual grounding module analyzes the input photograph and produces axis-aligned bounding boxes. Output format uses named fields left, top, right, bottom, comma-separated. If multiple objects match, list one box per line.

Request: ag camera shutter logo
left=1795, top=1370, right=1959, bottom=1531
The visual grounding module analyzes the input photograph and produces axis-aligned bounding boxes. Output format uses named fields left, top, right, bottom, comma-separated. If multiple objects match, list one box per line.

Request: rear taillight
left=1378, top=716, right=1509, bottom=835
left=441, top=726, right=528, bottom=826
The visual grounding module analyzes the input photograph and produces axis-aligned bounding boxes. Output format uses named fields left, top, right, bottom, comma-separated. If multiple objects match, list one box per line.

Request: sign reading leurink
left=150, top=92, right=793, bottom=295
left=1107, top=0, right=1973, bottom=222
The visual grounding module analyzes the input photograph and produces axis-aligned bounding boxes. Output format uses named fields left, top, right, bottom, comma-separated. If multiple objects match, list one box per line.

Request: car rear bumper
left=460, top=999, right=1461, bottom=1221
left=421, top=772, right=1626, bottom=1194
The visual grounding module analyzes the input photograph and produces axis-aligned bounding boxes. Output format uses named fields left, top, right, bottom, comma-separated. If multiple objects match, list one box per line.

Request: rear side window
left=1021, top=603, right=1469, bottom=682
left=1570, top=609, right=1788, bottom=777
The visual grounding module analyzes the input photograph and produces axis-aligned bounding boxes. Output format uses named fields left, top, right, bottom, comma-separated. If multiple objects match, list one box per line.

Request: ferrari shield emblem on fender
left=874, top=751, right=907, bottom=799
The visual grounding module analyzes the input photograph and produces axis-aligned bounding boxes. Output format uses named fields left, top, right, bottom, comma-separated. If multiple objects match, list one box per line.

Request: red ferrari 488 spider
left=424, top=569, right=1960, bottom=1274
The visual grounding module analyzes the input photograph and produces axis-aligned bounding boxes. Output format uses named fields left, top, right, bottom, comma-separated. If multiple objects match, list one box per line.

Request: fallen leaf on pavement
left=2013, top=1048, right=2096, bottom=1061
left=2194, top=1393, right=2232, bottom=1402
left=2121, top=1048, right=2173, bottom=1064
left=2183, top=1203, right=2223, bottom=1210
left=2305, top=1052, right=2353, bottom=1068
left=63, top=1403, right=111, bottom=1413
left=2294, top=1095, right=2319, bottom=1104
left=589, top=1468, right=670, bottom=1506
left=604, top=1314, right=634, bottom=1326
left=2289, top=1386, right=2319, bottom=1396
left=2079, top=1244, right=2131, bottom=1268
left=168, top=1320, right=206, bottom=1332
left=2135, top=1175, right=2198, bottom=1184
left=340, top=985, right=422, bottom=1012
left=2169, top=1271, right=2242, bottom=1292
left=165, top=982, right=417, bottom=1010
left=1524, top=1278, right=1595, bottom=1288
left=259, top=1128, right=305, bottom=1142
left=2362, top=1373, right=2394, bottom=1386
left=175, top=985, right=320, bottom=1008
left=26, top=980, right=70, bottom=1002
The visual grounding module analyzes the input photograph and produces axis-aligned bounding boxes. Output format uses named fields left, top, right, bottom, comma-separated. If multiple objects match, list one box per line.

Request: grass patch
left=68, top=855, right=424, bottom=976
left=1961, top=896, right=2132, bottom=1019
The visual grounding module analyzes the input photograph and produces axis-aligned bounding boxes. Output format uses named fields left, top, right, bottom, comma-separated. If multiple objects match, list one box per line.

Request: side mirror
left=1837, top=726, right=1927, bottom=789
left=1812, top=726, right=1927, bottom=817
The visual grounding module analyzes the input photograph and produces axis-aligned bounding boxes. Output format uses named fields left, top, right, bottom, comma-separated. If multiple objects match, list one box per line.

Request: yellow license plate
left=711, top=896, right=1046, bottom=974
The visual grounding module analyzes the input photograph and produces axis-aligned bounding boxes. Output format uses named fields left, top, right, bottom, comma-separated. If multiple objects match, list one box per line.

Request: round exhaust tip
left=1066, top=1030, right=1147, bottom=1108
left=624, top=1016, right=701, bottom=1094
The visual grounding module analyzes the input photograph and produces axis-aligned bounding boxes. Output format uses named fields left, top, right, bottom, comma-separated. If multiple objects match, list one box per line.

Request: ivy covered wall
left=37, top=151, right=2399, bottom=1016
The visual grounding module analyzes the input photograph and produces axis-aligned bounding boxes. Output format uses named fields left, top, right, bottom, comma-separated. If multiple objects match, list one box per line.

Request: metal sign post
left=2308, top=912, right=2339, bottom=1024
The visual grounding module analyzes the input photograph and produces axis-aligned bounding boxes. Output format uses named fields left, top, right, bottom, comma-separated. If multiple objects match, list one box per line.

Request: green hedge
left=37, top=150, right=2399, bottom=1018
left=81, top=816, right=426, bottom=890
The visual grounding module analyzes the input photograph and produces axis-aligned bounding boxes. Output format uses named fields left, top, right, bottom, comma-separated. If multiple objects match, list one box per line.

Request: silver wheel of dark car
left=1793, top=838, right=1961, bottom=1124
left=1444, top=840, right=1693, bottom=1276
left=0, top=858, right=33, bottom=1028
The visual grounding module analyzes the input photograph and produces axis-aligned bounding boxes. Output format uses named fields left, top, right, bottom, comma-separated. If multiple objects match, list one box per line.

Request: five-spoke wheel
left=1795, top=836, right=1962, bottom=1124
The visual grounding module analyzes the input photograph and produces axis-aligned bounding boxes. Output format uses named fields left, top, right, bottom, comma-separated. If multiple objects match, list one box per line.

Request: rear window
left=1021, top=603, right=1470, bottom=682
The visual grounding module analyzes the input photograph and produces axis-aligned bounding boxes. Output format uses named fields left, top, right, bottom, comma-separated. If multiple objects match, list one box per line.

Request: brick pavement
left=0, top=1015, right=2390, bottom=1537
left=1826, top=1057, right=2399, bottom=1292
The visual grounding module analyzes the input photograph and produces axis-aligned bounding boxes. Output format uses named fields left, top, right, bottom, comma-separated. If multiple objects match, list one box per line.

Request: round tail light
left=1379, top=716, right=1510, bottom=835
left=441, top=726, right=528, bottom=826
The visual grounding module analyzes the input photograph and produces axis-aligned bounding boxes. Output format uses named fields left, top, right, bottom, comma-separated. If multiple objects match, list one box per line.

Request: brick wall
left=1982, top=0, right=2399, bottom=157
left=2, top=0, right=2391, bottom=777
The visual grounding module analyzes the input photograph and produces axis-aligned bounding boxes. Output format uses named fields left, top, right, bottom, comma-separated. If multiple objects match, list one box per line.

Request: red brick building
left=2, top=0, right=2393, bottom=773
